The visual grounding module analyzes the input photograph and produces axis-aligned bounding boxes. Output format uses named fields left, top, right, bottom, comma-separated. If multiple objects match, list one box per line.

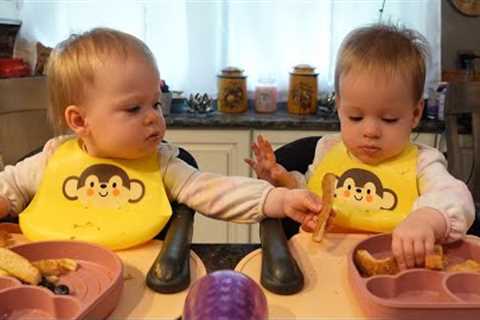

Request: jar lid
left=291, top=64, right=318, bottom=75
left=218, top=66, right=246, bottom=78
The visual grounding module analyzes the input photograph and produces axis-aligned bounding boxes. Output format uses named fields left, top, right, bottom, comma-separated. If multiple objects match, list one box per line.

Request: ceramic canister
left=217, top=67, right=248, bottom=113
left=287, top=64, right=318, bottom=115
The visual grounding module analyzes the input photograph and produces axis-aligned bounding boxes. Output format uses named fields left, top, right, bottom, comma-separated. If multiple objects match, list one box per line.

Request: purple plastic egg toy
left=183, top=270, right=268, bottom=320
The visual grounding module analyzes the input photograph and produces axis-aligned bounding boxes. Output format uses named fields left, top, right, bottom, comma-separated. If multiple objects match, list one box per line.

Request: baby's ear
left=412, top=99, right=424, bottom=128
left=64, top=105, right=87, bottom=135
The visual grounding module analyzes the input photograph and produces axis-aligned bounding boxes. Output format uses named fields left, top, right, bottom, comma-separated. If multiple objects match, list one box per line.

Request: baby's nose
left=144, top=109, right=161, bottom=125
left=363, top=120, right=381, bottom=138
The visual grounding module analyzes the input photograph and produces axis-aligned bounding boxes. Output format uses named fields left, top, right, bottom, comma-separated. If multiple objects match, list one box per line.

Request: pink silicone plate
left=0, top=240, right=123, bottom=320
left=348, top=233, right=480, bottom=320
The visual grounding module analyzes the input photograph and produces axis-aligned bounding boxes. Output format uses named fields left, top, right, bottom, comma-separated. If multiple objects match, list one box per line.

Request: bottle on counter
left=287, top=64, right=318, bottom=115
left=217, top=67, right=248, bottom=113
left=254, top=77, right=277, bottom=113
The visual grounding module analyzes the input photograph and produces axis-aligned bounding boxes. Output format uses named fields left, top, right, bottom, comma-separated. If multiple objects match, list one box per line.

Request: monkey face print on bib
left=20, top=138, right=172, bottom=250
left=307, top=141, right=418, bottom=233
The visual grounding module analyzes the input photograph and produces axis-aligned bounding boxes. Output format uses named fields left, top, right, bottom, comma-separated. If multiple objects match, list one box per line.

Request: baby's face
left=336, top=69, right=423, bottom=165
left=80, top=52, right=166, bottom=159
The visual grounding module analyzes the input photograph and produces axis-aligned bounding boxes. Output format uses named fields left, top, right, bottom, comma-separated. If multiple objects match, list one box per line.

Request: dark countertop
left=191, top=243, right=261, bottom=273
left=165, top=102, right=445, bottom=133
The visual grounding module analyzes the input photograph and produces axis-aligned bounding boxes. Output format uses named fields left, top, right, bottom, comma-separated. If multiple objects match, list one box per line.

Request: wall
left=0, top=0, right=18, bottom=21
left=442, top=0, right=480, bottom=71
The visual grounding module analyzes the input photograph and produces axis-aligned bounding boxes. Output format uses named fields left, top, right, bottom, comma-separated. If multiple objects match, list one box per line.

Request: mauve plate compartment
left=0, top=240, right=123, bottom=320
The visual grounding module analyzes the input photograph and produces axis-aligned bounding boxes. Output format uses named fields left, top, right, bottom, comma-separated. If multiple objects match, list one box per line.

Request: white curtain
left=15, top=0, right=440, bottom=98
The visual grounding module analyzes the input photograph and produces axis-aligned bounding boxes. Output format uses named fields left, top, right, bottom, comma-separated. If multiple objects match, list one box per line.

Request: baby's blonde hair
left=46, top=27, right=159, bottom=134
left=334, top=23, right=429, bottom=104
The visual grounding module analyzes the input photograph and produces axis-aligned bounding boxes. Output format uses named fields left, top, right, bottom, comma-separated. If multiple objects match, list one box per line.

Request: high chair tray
left=0, top=223, right=208, bottom=320
left=349, top=233, right=480, bottom=320
left=235, top=232, right=370, bottom=318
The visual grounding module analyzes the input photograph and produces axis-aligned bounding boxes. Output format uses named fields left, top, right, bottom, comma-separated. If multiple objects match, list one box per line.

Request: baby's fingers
left=302, top=191, right=322, bottom=214
left=392, top=237, right=407, bottom=270
left=413, top=240, right=426, bottom=267
left=244, top=158, right=256, bottom=169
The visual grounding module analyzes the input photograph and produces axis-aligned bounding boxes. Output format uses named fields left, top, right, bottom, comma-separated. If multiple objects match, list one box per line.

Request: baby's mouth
left=147, top=132, right=161, bottom=141
left=99, top=191, right=108, bottom=197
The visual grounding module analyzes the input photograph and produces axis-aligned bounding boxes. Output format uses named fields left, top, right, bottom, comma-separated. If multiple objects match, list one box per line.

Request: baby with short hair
left=246, top=23, right=475, bottom=270
left=0, top=27, right=322, bottom=248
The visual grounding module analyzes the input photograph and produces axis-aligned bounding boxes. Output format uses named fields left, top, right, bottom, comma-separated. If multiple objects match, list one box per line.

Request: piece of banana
left=0, top=247, right=41, bottom=284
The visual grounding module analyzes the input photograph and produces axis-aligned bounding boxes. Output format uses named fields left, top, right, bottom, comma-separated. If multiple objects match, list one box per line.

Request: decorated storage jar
left=287, top=64, right=318, bottom=115
left=217, top=67, right=248, bottom=113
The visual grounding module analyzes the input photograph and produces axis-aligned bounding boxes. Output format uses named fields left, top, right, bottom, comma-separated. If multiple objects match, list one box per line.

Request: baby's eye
left=382, top=118, right=398, bottom=123
left=127, top=106, right=141, bottom=113
left=349, top=116, right=363, bottom=122
left=153, top=102, right=162, bottom=110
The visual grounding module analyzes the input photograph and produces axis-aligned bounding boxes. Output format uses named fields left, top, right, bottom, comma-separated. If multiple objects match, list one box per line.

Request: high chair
left=259, top=136, right=321, bottom=295
left=444, top=81, right=480, bottom=235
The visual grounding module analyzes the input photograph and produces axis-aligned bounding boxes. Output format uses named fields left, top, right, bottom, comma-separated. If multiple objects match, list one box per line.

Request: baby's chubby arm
left=392, top=207, right=446, bottom=270
left=0, top=136, right=64, bottom=218
left=161, top=143, right=322, bottom=226
left=392, top=144, right=475, bottom=269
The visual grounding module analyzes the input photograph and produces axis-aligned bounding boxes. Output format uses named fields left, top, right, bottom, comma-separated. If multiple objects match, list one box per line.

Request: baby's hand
left=244, top=135, right=293, bottom=187
left=391, top=208, right=446, bottom=270
left=264, top=188, right=322, bottom=230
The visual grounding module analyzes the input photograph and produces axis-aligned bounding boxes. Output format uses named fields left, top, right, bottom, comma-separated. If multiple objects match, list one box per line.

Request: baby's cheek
left=343, top=190, right=350, bottom=198
left=366, top=195, right=373, bottom=203
left=87, top=189, right=94, bottom=197
left=112, top=189, right=120, bottom=197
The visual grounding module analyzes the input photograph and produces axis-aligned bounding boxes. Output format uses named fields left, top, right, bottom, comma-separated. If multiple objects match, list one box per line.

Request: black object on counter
left=259, top=218, right=304, bottom=295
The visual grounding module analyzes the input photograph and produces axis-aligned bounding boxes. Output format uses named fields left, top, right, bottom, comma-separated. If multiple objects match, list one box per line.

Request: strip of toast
left=355, top=249, right=399, bottom=276
left=312, top=173, right=336, bottom=242
left=0, top=247, right=41, bottom=284
left=425, top=245, right=445, bottom=270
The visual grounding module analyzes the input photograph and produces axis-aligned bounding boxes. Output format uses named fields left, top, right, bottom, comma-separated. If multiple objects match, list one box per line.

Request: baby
left=246, top=23, right=475, bottom=270
left=0, top=27, right=322, bottom=247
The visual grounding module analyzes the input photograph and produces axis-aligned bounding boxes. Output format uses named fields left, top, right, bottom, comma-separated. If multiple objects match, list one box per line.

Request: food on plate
left=0, top=247, right=41, bottom=284
left=355, top=245, right=445, bottom=276
left=0, top=268, right=9, bottom=277
left=355, top=249, right=399, bottom=276
left=424, top=245, right=445, bottom=270
left=0, top=230, right=12, bottom=247
left=32, top=258, right=78, bottom=276
left=313, top=173, right=336, bottom=242
left=447, top=259, right=480, bottom=273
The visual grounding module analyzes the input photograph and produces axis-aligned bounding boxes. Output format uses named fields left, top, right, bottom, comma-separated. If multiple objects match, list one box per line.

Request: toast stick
left=312, top=173, right=336, bottom=242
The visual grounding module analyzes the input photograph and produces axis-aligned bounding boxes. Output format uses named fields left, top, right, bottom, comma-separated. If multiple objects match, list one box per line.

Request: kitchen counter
left=165, top=102, right=445, bottom=133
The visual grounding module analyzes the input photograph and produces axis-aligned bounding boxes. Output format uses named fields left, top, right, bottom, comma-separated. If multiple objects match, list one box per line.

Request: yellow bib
left=20, top=138, right=172, bottom=250
left=307, top=141, right=418, bottom=233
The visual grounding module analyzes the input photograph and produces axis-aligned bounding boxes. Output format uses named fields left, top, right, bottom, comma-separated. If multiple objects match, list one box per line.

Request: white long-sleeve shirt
left=0, top=136, right=274, bottom=223
left=290, top=134, right=475, bottom=242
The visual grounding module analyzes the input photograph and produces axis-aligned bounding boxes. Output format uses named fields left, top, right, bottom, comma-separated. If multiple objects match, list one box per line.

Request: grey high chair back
left=444, top=81, right=480, bottom=235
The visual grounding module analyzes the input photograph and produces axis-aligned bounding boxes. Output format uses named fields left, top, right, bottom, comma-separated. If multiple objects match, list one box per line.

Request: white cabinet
left=164, top=129, right=252, bottom=243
